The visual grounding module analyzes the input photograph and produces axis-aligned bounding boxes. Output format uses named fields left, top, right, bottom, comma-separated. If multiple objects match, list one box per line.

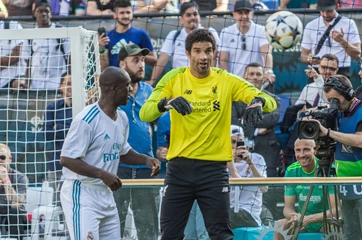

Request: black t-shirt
left=88, top=0, right=115, bottom=11
left=0, top=169, right=28, bottom=214
left=193, top=0, right=217, bottom=11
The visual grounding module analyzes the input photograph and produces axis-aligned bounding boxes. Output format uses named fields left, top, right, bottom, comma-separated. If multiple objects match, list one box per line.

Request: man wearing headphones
left=311, top=74, right=362, bottom=240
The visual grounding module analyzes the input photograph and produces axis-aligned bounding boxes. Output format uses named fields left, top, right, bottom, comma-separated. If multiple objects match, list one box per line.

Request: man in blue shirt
left=98, top=0, right=157, bottom=71
left=45, top=72, right=72, bottom=204
left=114, top=42, right=158, bottom=240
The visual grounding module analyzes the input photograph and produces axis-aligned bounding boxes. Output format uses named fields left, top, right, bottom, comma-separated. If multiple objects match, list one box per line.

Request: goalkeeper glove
left=243, top=97, right=265, bottom=127
left=158, top=97, right=193, bottom=116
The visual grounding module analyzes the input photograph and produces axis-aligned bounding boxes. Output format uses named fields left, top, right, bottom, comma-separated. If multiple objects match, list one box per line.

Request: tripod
left=291, top=139, right=344, bottom=240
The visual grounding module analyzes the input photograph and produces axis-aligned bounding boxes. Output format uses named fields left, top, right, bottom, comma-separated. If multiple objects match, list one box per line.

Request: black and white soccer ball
left=265, top=11, right=303, bottom=51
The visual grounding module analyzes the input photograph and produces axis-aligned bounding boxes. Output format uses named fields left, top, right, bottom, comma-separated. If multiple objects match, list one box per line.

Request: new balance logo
left=184, top=89, right=192, bottom=95
left=213, top=100, right=220, bottom=111
left=104, top=134, right=110, bottom=140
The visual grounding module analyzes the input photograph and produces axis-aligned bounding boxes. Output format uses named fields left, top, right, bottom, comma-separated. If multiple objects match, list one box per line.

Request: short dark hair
left=180, top=1, right=199, bottom=16
left=185, top=29, right=216, bottom=53
left=114, top=0, right=132, bottom=10
left=245, top=62, right=263, bottom=74
left=34, top=0, right=51, bottom=11
left=321, top=53, right=339, bottom=66
left=61, top=71, right=71, bottom=84
left=324, top=74, right=352, bottom=93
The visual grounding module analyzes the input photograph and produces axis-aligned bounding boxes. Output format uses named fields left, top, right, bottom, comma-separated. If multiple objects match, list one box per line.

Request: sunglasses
left=241, top=35, right=246, bottom=51
left=0, top=155, right=6, bottom=161
left=320, top=65, right=337, bottom=72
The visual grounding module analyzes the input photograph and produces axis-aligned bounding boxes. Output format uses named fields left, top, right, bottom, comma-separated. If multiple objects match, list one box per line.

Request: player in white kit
left=60, top=67, right=160, bottom=240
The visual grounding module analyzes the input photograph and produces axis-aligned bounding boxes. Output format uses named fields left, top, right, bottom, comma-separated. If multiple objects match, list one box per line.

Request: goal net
left=0, top=24, right=100, bottom=239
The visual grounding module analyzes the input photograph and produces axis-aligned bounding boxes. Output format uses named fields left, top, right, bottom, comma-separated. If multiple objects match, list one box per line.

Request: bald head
left=99, top=66, right=130, bottom=89
left=0, top=144, right=10, bottom=156
left=294, top=138, right=315, bottom=148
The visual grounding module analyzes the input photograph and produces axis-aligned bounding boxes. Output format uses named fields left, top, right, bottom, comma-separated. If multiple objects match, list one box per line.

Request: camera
left=236, top=139, right=255, bottom=150
left=298, top=98, right=339, bottom=140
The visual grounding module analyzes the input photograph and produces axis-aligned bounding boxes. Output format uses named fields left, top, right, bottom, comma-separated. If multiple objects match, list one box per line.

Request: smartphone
left=97, top=27, right=106, bottom=36
left=236, top=140, right=245, bottom=147
left=312, top=56, right=320, bottom=60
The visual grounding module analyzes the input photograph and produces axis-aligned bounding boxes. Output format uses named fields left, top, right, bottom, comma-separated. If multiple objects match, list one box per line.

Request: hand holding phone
left=98, top=27, right=106, bottom=36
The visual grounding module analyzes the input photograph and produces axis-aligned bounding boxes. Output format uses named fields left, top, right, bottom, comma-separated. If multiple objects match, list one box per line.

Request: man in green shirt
left=274, top=139, right=338, bottom=239
left=278, top=0, right=317, bottom=9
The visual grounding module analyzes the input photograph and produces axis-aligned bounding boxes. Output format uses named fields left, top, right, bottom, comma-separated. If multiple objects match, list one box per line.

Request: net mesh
left=0, top=5, right=361, bottom=238
left=0, top=25, right=100, bottom=239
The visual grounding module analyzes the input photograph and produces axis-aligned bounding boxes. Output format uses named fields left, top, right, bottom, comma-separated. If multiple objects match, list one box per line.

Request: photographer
left=228, top=125, right=268, bottom=228
left=308, top=75, right=362, bottom=240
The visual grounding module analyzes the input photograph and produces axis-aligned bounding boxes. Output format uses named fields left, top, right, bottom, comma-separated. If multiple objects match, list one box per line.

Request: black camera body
left=236, top=139, right=255, bottom=150
left=298, top=98, right=339, bottom=140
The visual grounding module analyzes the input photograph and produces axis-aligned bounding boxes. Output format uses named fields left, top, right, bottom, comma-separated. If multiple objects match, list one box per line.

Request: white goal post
left=2, top=26, right=101, bottom=116
left=0, top=26, right=100, bottom=239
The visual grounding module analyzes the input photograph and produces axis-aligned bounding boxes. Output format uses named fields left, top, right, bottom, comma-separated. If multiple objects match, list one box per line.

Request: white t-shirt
left=220, top=21, right=269, bottom=77
left=295, top=75, right=329, bottom=106
left=61, top=102, right=132, bottom=187
left=301, top=13, right=361, bottom=68
left=160, top=26, right=220, bottom=69
left=230, top=153, right=267, bottom=226
left=0, top=21, right=28, bottom=88
left=29, top=23, right=71, bottom=89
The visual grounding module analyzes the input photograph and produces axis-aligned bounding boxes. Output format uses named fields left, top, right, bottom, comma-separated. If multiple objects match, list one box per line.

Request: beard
left=117, top=18, right=132, bottom=27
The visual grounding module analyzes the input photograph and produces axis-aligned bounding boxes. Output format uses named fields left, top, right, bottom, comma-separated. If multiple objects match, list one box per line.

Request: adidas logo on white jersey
left=104, top=134, right=110, bottom=140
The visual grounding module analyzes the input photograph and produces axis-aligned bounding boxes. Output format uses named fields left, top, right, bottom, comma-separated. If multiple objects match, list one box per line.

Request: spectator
left=338, top=0, right=362, bottom=8
left=29, top=0, right=71, bottom=89
left=296, top=53, right=339, bottom=106
left=114, top=42, right=159, bottom=239
left=301, top=0, right=361, bottom=79
left=87, top=0, right=168, bottom=15
left=232, top=62, right=280, bottom=177
left=278, top=0, right=317, bottom=9
left=0, top=0, right=8, bottom=18
left=314, top=75, right=362, bottom=239
left=47, top=0, right=86, bottom=16
left=150, top=1, right=221, bottom=85
left=98, top=0, right=157, bottom=70
left=4, top=0, right=34, bottom=16
left=87, top=0, right=115, bottom=15
left=228, top=125, right=267, bottom=228
left=275, top=139, right=338, bottom=239
left=45, top=72, right=72, bottom=204
left=0, top=21, right=28, bottom=89
left=281, top=54, right=338, bottom=165
left=180, top=0, right=229, bottom=12
left=219, top=0, right=275, bottom=84
left=0, top=143, right=28, bottom=240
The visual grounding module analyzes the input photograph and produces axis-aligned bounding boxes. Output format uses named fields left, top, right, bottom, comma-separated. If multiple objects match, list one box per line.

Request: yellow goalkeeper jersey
left=140, top=67, right=277, bottom=161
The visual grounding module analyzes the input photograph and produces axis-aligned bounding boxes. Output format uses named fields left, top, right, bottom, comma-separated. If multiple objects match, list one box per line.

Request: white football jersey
left=61, top=102, right=131, bottom=186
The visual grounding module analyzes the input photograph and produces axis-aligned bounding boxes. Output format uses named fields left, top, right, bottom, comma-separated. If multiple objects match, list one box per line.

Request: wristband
left=99, top=48, right=106, bottom=54
left=326, top=128, right=331, bottom=137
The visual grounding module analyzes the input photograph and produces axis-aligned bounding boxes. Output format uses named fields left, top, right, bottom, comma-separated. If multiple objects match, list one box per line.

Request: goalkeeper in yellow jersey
left=140, top=28, right=277, bottom=240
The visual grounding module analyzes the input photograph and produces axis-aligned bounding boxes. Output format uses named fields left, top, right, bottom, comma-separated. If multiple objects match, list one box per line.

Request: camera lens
left=301, top=122, right=319, bottom=139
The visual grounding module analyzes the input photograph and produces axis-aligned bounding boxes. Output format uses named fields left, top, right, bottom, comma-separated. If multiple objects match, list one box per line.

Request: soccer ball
left=265, top=11, right=303, bottom=51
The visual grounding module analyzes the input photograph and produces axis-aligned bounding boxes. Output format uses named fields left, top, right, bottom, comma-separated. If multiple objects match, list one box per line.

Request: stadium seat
left=233, top=227, right=264, bottom=240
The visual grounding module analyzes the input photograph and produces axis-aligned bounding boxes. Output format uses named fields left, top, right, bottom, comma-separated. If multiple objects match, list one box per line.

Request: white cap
left=230, top=125, right=244, bottom=137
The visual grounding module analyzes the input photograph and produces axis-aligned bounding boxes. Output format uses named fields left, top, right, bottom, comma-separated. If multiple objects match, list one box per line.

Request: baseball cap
left=34, top=0, right=51, bottom=10
left=234, top=0, right=253, bottom=12
left=118, top=43, right=150, bottom=61
left=230, top=125, right=244, bottom=137
left=316, top=0, right=337, bottom=11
